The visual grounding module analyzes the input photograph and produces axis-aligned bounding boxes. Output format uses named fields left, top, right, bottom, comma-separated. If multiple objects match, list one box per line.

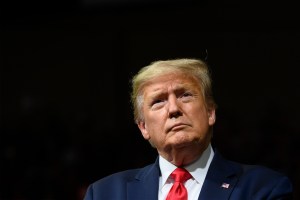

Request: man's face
left=137, top=73, right=216, bottom=158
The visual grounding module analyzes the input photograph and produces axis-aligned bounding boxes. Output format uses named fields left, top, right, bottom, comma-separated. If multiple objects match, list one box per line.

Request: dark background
left=1, top=0, right=300, bottom=199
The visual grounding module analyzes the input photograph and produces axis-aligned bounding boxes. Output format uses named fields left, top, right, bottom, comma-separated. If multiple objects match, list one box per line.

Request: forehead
left=142, top=73, right=200, bottom=94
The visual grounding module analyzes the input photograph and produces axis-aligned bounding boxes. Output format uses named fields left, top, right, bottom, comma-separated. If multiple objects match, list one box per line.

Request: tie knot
left=170, top=168, right=192, bottom=183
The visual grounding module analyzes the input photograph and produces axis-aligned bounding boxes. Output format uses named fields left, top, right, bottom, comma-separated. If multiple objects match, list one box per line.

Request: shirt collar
left=159, top=143, right=214, bottom=186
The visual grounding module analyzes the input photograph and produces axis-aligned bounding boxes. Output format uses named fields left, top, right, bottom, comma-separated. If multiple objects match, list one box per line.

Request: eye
left=182, top=92, right=192, bottom=97
left=180, top=92, right=193, bottom=98
left=180, top=92, right=193, bottom=102
left=150, top=98, right=166, bottom=109
left=152, top=99, right=163, bottom=105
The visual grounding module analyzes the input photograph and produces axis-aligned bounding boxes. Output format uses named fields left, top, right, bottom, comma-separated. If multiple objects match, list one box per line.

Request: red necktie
left=166, top=168, right=192, bottom=200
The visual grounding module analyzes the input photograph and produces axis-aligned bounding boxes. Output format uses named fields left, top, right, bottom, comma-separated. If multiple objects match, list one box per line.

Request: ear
left=208, top=109, right=216, bottom=125
left=137, top=121, right=150, bottom=140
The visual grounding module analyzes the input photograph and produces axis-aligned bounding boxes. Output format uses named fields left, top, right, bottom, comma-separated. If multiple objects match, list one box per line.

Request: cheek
left=145, top=112, right=167, bottom=135
left=146, top=109, right=167, bottom=123
left=146, top=119, right=167, bottom=147
left=190, top=107, right=210, bottom=125
left=148, top=116, right=165, bottom=131
left=188, top=103, right=205, bottom=116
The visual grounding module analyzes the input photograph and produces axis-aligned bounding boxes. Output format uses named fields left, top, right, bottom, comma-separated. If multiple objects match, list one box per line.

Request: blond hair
left=131, top=58, right=216, bottom=123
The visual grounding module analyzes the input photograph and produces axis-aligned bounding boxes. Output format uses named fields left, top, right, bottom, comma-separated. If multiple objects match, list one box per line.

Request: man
left=84, top=58, right=293, bottom=199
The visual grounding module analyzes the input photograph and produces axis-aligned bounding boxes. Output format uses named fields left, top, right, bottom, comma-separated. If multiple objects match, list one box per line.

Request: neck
left=159, top=142, right=210, bottom=166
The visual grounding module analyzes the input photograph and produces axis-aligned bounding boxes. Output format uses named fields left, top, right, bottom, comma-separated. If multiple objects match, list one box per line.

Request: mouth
left=167, top=123, right=189, bottom=132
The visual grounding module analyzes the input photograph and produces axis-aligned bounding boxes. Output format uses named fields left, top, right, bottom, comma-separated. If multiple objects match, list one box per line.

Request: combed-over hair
left=131, top=58, right=216, bottom=123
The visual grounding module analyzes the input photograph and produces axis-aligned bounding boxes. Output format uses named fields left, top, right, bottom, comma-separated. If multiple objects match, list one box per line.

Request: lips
left=167, top=123, right=189, bottom=132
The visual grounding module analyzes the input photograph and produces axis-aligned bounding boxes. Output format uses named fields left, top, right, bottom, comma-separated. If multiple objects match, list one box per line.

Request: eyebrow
left=147, top=83, right=193, bottom=99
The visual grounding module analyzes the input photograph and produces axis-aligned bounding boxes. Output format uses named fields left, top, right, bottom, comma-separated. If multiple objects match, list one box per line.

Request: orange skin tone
left=137, top=73, right=216, bottom=167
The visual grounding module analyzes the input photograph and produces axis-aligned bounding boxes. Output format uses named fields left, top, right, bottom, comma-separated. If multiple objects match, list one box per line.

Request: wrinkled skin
left=137, top=73, right=216, bottom=166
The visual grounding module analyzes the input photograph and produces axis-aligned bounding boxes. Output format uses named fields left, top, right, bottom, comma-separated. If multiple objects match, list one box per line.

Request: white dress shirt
left=158, top=143, right=214, bottom=200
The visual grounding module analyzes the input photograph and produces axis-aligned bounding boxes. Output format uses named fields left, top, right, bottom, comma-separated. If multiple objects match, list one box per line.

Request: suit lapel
left=127, top=158, right=160, bottom=200
left=199, top=151, right=242, bottom=200
left=126, top=151, right=242, bottom=200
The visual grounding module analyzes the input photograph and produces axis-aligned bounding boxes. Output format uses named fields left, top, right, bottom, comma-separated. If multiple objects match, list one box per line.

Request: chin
left=171, top=139, right=194, bottom=149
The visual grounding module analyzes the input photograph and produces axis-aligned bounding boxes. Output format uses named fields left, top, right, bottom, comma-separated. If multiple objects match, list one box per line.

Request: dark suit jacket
left=84, top=151, right=293, bottom=200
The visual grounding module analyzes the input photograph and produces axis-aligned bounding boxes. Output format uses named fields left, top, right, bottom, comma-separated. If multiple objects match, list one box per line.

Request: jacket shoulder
left=93, top=163, right=154, bottom=186
left=210, top=151, right=293, bottom=199
left=83, top=163, right=157, bottom=200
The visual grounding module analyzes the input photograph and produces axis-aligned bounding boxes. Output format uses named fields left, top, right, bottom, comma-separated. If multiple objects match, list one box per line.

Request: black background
left=1, top=0, right=300, bottom=199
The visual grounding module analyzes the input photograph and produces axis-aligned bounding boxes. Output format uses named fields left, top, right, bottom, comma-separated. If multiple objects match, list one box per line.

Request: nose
left=168, top=95, right=182, bottom=119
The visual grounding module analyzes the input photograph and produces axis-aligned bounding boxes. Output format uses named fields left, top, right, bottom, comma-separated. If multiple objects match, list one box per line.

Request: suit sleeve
left=83, top=184, right=93, bottom=200
left=267, top=176, right=293, bottom=200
